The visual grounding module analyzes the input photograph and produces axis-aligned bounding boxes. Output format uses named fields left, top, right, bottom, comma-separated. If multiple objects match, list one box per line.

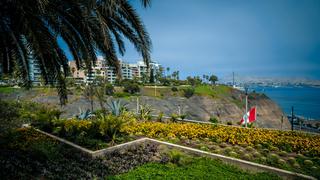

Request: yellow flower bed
left=122, top=122, right=320, bottom=156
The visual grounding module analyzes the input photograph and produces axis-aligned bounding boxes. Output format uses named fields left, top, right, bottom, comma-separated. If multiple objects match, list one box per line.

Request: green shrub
left=278, top=151, right=288, bottom=157
left=113, top=92, right=132, bottom=98
left=253, top=151, right=261, bottom=158
left=180, top=114, right=187, bottom=120
left=139, top=104, right=152, bottom=121
left=278, top=159, right=286, bottom=165
left=243, top=153, right=252, bottom=160
left=229, top=151, right=238, bottom=158
left=170, top=113, right=179, bottom=122
left=157, top=112, right=164, bottom=122
left=293, top=162, right=300, bottom=168
left=168, top=149, right=184, bottom=165
left=105, top=83, right=114, bottom=95
left=183, top=88, right=195, bottom=98
left=106, top=99, right=127, bottom=116
left=304, top=159, right=313, bottom=166
left=171, top=86, right=178, bottom=92
left=227, top=121, right=233, bottom=125
left=246, top=146, right=254, bottom=152
left=123, top=80, right=140, bottom=94
left=209, top=116, right=219, bottom=123
left=288, top=157, right=296, bottom=164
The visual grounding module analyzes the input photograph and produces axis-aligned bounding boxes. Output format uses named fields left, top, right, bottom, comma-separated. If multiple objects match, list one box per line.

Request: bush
left=171, top=86, right=178, bottom=92
left=227, top=121, right=233, bottom=125
left=180, top=114, right=187, bottom=120
left=105, top=83, right=114, bottom=95
left=123, top=80, right=140, bottom=94
left=209, top=117, right=218, bottom=123
left=157, top=112, right=164, bottom=122
left=0, top=100, right=62, bottom=133
left=170, top=114, right=179, bottom=122
left=183, top=88, right=194, bottom=98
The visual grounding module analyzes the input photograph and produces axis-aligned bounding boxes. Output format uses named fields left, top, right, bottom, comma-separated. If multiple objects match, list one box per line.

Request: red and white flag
left=240, top=107, right=257, bottom=125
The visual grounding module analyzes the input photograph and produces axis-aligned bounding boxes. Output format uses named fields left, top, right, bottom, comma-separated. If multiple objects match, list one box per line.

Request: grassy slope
left=109, top=157, right=280, bottom=180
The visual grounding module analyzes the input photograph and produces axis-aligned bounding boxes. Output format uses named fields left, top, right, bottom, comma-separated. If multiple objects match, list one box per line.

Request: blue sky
left=65, top=0, right=320, bottom=80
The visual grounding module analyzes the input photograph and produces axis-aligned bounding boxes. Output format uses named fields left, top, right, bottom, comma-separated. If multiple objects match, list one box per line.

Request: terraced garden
left=1, top=100, right=319, bottom=179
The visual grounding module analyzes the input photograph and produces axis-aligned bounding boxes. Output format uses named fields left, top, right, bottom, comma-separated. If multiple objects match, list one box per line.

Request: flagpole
left=245, top=86, right=248, bottom=128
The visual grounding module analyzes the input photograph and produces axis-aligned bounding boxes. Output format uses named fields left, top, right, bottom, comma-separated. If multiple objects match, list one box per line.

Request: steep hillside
left=0, top=85, right=291, bottom=130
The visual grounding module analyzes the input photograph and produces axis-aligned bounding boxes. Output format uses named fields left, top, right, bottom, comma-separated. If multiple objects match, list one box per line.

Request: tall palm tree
left=0, top=0, right=152, bottom=105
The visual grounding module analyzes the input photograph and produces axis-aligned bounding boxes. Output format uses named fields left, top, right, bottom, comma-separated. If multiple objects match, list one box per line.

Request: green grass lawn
left=194, top=85, right=232, bottom=97
left=0, top=87, right=18, bottom=93
left=109, top=157, right=281, bottom=180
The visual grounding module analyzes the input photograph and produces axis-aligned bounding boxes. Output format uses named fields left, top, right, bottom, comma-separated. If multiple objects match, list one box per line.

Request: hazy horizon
left=62, top=0, right=320, bottom=80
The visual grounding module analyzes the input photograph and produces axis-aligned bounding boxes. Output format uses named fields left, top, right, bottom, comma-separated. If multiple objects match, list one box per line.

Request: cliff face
left=123, top=94, right=291, bottom=130
left=0, top=87, right=291, bottom=130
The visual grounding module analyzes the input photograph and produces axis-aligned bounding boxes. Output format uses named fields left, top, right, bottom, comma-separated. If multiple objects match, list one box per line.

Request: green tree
left=209, top=75, right=218, bottom=85
left=187, top=76, right=202, bottom=86
left=149, top=68, right=155, bottom=84
left=155, top=66, right=164, bottom=83
left=0, top=0, right=151, bottom=105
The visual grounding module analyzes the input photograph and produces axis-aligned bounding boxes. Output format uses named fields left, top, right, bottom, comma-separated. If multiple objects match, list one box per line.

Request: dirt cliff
left=0, top=87, right=291, bottom=130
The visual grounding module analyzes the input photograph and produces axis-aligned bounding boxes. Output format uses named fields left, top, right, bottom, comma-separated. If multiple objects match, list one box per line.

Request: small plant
left=278, top=151, right=288, bottom=157
left=229, top=151, right=238, bottom=158
left=247, top=123, right=255, bottom=128
left=246, top=146, right=254, bottom=152
left=227, top=121, right=233, bottom=125
left=278, top=159, right=286, bottom=165
left=168, top=149, right=184, bottom=165
left=106, top=99, right=127, bottom=116
left=219, top=142, right=228, bottom=148
left=157, top=112, right=164, bottom=122
left=293, top=162, right=300, bottom=168
left=253, top=151, right=261, bottom=158
left=76, top=108, right=94, bottom=120
left=180, top=114, right=187, bottom=120
left=255, top=144, right=263, bottom=149
left=224, top=147, right=233, bottom=153
left=268, top=153, right=280, bottom=164
left=139, top=104, right=152, bottom=121
left=269, top=146, right=279, bottom=152
left=170, top=113, right=179, bottom=122
left=98, top=114, right=126, bottom=144
left=209, top=116, right=218, bottom=123
left=304, top=159, right=313, bottom=166
left=260, top=156, right=267, bottom=163
left=243, top=153, right=252, bottom=160
left=288, top=157, right=296, bottom=164
left=200, top=146, right=209, bottom=151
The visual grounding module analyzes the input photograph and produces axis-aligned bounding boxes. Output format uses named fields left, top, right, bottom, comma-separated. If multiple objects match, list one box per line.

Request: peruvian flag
left=240, top=107, right=257, bottom=125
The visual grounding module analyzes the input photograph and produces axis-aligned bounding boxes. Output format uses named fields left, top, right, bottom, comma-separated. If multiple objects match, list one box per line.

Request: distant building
left=68, top=58, right=162, bottom=84
left=28, top=58, right=42, bottom=85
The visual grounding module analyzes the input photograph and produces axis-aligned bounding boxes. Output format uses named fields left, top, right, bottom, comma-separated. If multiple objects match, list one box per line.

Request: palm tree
left=0, top=0, right=152, bottom=105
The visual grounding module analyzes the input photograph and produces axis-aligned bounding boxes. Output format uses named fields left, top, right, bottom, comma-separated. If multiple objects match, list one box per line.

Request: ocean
left=253, top=86, right=320, bottom=120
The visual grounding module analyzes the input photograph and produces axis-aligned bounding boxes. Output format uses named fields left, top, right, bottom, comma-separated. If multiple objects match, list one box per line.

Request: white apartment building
left=68, top=58, right=161, bottom=84
left=28, top=58, right=42, bottom=85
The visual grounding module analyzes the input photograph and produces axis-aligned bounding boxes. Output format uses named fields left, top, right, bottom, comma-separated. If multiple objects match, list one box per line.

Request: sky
left=64, top=0, right=320, bottom=80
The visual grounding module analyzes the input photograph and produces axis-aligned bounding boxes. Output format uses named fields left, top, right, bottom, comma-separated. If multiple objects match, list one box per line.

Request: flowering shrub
left=121, top=122, right=320, bottom=156
left=36, top=111, right=137, bottom=150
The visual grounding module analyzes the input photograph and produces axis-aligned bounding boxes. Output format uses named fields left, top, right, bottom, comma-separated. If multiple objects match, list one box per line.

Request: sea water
left=254, top=86, right=320, bottom=120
